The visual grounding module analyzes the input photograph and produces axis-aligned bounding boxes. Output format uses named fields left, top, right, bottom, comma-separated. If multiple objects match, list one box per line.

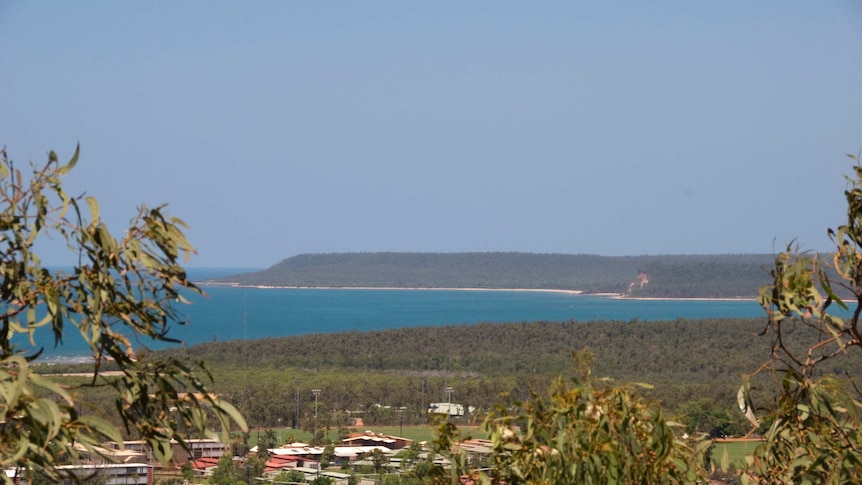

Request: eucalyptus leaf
left=0, top=147, right=245, bottom=479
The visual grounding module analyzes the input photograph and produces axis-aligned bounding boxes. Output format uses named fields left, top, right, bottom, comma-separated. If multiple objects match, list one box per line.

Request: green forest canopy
left=140, top=317, right=862, bottom=431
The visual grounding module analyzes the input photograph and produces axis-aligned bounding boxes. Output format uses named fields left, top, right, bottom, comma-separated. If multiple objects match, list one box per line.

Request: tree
left=0, top=147, right=246, bottom=483
left=406, top=455, right=441, bottom=483
left=210, top=450, right=265, bottom=485
left=232, top=432, right=252, bottom=457
left=320, top=442, right=336, bottom=469
left=273, top=469, right=305, bottom=484
left=381, top=475, right=424, bottom=485
left=210, top=454, right=238, bottom=485
left=155, top=478, right=185, bottom=485
left=739, top=153, right=862, bottom=483
left=394, top=441, right=421, bottom=463
left=241, top=454, right=266, bottom=483
left=257, top=429, right=279, bottom=460
left=180, top=461, right=194, bottom=481
left=433, top=353, right=710, bottom=484
left=367, top=448, right=390, bottom=474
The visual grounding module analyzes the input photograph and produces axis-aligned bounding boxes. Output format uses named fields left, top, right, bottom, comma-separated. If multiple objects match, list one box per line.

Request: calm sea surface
left=36, top=267, right=765, bottom=360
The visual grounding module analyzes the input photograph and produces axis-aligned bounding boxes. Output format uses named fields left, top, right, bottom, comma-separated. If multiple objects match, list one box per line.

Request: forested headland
left=214, top=252, right=776, bottom=298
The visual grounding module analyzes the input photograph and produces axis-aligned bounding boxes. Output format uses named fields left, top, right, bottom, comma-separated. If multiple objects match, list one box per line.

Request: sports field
left=712, top=438, right=763, bottom=469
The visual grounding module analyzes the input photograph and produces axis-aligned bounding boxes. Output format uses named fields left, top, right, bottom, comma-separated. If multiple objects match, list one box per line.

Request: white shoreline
left=198, top=282, right=757, bottom=301
left=201, top=282, right=583, bottom=295
left=611, top=295, right=757, bottom=302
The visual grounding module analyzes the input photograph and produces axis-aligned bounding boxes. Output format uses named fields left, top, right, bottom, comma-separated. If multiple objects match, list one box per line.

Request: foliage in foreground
left=739, top=153, right=862, bottom=483
left=0, top=147, right=246, bottom=484
left=432, top=354, right=710, bottom=484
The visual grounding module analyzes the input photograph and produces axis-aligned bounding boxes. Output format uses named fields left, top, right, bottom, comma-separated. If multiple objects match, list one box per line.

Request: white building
left=428, top=402, right=467, bottom=416
left=54, top=463, right=151, bottom=485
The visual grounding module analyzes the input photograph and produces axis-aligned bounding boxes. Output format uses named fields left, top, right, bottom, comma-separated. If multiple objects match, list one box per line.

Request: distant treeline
left=214, top=252, right=777, bottom=298
left=171, top=318, right=773, bottom=380
left=153, top=317, right=862, bottom=431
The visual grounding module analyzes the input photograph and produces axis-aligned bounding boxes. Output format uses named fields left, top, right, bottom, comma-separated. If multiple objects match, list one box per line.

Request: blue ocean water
left=34, top=267, right=766, bottom=360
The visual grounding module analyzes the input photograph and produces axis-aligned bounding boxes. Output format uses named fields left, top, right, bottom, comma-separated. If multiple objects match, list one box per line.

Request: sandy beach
left=610, top=294, right=757, bottom=302
left=200, top=282, right=584, bottom=295
left=198, top=282, right=757, bottom=301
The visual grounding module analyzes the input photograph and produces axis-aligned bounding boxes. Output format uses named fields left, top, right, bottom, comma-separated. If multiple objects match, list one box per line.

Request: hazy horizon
left=3, top=2, right=860, bottom=267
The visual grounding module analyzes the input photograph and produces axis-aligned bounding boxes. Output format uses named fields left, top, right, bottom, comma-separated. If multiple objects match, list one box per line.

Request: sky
left=1, top=2, right=861, bottom=268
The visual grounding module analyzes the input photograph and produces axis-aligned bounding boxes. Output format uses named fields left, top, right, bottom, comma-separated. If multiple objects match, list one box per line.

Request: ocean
left=33, top=267, right=766, bottom=360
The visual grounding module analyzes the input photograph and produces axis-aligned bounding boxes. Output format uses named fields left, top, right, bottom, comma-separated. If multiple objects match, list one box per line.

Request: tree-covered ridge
left=216, top=252, right=775, bottom=298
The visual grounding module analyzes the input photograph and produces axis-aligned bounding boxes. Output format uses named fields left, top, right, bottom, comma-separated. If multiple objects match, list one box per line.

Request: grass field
left=712, top=439, right=762, bottom=469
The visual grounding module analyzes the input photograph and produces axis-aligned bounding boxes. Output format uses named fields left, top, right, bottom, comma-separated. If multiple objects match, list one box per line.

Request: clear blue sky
left=2, top=2, right=860, bottom=268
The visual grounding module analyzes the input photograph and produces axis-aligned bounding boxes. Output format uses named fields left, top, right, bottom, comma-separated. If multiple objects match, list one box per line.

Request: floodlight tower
left=312, top=389, right=321, bottom=418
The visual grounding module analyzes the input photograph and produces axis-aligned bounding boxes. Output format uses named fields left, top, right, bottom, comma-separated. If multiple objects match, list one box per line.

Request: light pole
left=312, top=388, right=321, bottom=442
left=445, top=386, right=453, bottom=421
left=312, top=389, right=321, bottom=418
left=421, top=377, right=426, bottom=420
left=295, top=378, right=301, bottom=429
left=396, top=407, right=404, bottom=438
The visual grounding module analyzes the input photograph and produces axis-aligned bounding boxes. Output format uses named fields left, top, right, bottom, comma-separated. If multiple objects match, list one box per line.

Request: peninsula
left=211, top=252, right=775, bottom=299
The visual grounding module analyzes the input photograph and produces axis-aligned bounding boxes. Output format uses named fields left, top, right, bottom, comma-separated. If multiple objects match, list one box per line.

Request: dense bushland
left=115, top=317, right=857, bottom=438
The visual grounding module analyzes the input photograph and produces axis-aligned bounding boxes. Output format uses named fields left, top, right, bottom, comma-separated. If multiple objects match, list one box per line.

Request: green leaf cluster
left=272, top=468, right=306, bottom=484
left=740, top=152, right=862, bottom=483
left=742, top=376, right=862, bottom=483
left=0, top=147, right=246, bottom=483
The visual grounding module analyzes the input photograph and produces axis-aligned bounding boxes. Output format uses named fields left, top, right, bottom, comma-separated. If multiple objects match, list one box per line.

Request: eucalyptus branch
left=0, top=146, right=246, bottom=482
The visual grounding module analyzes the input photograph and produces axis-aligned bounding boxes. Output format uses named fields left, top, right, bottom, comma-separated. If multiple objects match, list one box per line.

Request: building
left=428, top=402, right=467, bottom=416
left=104, top=438, right=228, bottom=464
left=54, top=463, right=151, bottom=485
left=456, top=439, right=494, bottom=466
left=342, top=431, right=412, bottom=450
left=189, top=457, right=221, bottom=477
left=5, top=438, right=228, bottom=485
left=264, top=441, right=397, bottom=467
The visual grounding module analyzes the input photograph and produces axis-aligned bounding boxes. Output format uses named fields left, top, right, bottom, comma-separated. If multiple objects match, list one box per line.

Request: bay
left=35, top=267, right=765, bottom=360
